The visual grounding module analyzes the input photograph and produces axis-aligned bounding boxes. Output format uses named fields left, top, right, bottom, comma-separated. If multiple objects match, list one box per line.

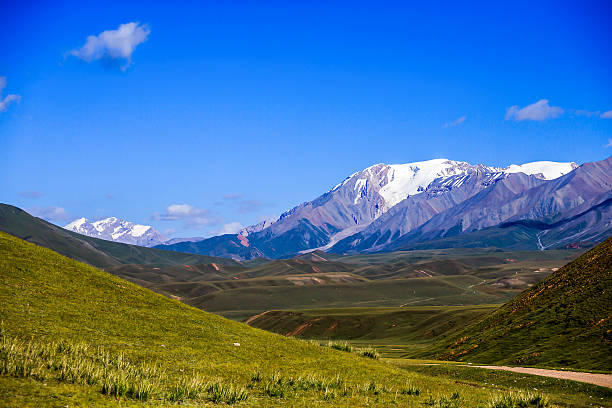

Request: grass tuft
left=327, top=340, right=353, bottom=353
left=399, top=381, right=421, bottom=396
left=356, top=346, right=380, bottom=359
left=487, top=392, right=550, bottom=408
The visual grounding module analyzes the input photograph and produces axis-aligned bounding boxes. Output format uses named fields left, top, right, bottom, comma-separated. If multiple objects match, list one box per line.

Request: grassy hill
left=0, top=230, right=526, bottom=407
left=0, top=203, right=239, bottom=268
left=191, top=274, right=516, bottom=320
left=413, top=236, right=612, bottom=370
left=245, top=305, right=499, bottom=358
left=245, top=305, right=498, bottom=342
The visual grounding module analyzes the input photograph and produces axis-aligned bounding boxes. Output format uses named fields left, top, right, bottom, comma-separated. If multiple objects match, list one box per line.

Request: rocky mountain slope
left=335, top=156, right=611, bottom=253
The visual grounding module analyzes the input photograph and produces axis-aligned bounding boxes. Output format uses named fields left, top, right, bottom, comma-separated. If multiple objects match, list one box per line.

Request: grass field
left=1, top=230, right=567, bottom=407
left=245, top=305, right=499, bottom=357
left=411, top=237, right=612, bottom=371
left=390, top=360, right=612, bottom=408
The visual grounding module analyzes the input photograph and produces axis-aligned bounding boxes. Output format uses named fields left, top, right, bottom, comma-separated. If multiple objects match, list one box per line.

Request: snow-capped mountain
left=336, top=157, right=609, bottom=254
left=157, top=157, right=589, bottom=259
left=65, top=217, right=167, bottom=247
left=332, top=159, right=577, bottom=214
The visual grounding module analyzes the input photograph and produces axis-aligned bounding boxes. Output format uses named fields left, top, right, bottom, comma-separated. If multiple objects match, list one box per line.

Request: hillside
left=245, top=305, right=497, bottom=347
left=414, top=236, right=612, bottom=370
left=0, top=203, right=238, bottom=268
left=0, top=231, right=519, bottom=406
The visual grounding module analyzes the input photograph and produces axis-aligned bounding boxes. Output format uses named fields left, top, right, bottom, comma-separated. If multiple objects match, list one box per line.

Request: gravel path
left=471, top=365, right=612, bottom=388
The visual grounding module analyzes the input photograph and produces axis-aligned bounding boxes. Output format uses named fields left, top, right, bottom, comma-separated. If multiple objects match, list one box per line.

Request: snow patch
left=502, top=161, right=577, bottom=180
left=378, top=159, right=477, bottom=208
left=130, top=224, right=151, bottom=237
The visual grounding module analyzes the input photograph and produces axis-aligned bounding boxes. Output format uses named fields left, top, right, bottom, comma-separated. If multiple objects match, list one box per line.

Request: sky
left=1, top=0, right=611, bottom=238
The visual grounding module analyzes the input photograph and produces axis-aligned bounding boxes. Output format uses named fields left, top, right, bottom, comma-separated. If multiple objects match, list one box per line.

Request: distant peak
left=64, top=215, right=166, bottom=247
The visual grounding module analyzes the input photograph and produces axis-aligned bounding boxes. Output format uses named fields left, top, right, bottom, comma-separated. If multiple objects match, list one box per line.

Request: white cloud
left=505, top=99, right=564, bottom=121
left=70, top=22, right=150, bottom=70
left=605, top=139, right=612, bottom=148
left=152, top=204, right=221, bottom=229
left=0, top=77, right=21, bottom=113
left=29, top=206, right=71, bottom=222
left=216, top=222, right=243, bottom=235
left=153, top=204, right=208, bottom=220
left=443, top=115, right=466, bottom=128
left=601, top=110, right=612, bottom=119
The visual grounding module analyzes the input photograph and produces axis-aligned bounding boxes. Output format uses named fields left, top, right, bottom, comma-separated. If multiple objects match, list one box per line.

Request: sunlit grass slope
left=414, top=236, right=612, bottom=370
left=0, top=231, right=526, bottom=406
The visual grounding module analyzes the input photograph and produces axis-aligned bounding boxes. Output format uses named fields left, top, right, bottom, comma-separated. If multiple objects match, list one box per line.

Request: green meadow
left=1, top=231, right=563, bottom=407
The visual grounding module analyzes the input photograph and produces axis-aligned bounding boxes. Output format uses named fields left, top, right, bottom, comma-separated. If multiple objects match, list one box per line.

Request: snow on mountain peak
left=65, top=217, right=88, bottom=229
left=378, top=159, right=479, bottom=208
left=329, top=158, right=578, bottom=216
left=502, top=161, right=578, bottom=180
left=64, top=216, right=166, bottom=247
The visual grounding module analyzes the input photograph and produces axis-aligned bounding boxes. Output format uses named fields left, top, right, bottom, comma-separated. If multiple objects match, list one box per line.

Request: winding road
left=469, top=365, right=612, bottom=388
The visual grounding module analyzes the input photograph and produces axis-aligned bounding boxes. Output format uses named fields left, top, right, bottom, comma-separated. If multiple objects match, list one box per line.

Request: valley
left=1, top=160, right=610, bottom=407
left=1, top=203, right=611, bottom=406
left=5, top=5, right=612, bottom=406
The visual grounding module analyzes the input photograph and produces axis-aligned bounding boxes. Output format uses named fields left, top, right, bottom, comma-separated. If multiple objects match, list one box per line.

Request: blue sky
left=1, top=0, right=611, bottom=238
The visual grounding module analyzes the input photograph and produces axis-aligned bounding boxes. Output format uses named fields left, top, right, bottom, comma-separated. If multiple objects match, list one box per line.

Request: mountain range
left=155, top=157, right=610, bottom=259
left=58, top=156, right=610, bottom=260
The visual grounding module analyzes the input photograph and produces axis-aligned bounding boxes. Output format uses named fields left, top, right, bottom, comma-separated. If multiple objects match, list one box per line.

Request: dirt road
left=471, top=365, right=612, bottom=388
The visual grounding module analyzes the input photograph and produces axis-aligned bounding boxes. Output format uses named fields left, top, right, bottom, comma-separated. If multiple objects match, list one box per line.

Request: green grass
left=390, top=361, right=612, bottom=407
left=411, top=236, right=612, bottom=370
left=0, top=230, right=537, bottom=406
left=193, top=275, right=518, bottom=315
left=486, top=392, right=549, bottom=408
left=245, top=305, right=498, bottom=346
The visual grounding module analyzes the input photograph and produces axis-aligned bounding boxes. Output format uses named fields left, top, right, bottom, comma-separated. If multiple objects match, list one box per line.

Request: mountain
left=336, top=156, right=611, bottom=253
left=157, top=158, right=581, bottom=259
left=162, top=236, right=206, bottom=245
left=0, top=203, right=238, bottom=268
left=65, top=216, right=167, bottom=247
left=156, top=233, right=266, bottom=261
left=413, top=236, right=612, bottom=370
